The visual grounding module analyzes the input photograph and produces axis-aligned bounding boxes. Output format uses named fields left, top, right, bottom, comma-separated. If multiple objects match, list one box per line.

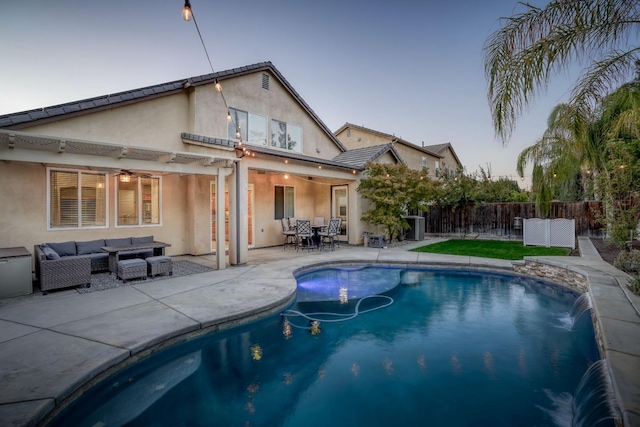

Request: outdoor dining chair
left=282, top=218, right=297, bottom=250
left=295, top=219, right=316, bottom=252
left=318, top=218, right=341, bottom=251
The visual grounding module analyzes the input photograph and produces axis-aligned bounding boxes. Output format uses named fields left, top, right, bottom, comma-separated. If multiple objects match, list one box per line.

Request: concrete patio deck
left=0, top=237, right=638, bottom=426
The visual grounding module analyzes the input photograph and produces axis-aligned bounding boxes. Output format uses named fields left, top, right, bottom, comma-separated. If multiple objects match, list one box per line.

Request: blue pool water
left=51, top=267, right=602, bottom=427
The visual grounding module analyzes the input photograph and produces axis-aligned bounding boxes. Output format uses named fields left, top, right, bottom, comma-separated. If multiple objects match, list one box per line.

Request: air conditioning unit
left=404, top=216, right=425, bottom=241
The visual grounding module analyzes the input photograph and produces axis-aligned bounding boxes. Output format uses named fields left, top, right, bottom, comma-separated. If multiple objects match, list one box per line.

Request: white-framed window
left=271, top=119, right=302, bottom=152
left=435, top=160, right=440, bottom=177
left=116, top=175, right=161, bottom=227
left=421, top=156, right=427, bottom=169
left=48, top=168, right=108, bottom=229
left=274, top=185, right=295, bottom=219
left=227, top=108, right=268, bottom=146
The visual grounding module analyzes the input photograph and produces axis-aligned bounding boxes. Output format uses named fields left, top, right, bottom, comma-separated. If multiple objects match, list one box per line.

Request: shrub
left=613, top=250, right=640, bottom=274
left=628, top=275, right=640, bottom=296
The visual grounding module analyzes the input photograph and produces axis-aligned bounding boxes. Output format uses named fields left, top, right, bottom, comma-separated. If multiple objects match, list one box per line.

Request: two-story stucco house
left=0, top=62, right=405, bottom=275
left=334, top=123, right=463, bottom=178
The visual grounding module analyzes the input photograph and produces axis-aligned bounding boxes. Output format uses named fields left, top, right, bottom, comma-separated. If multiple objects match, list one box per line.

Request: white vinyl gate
left=523, top=218, right=575, bottom=249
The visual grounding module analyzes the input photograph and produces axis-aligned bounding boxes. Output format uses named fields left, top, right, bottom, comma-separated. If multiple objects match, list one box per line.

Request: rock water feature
left=568, top=293, right=620, bottom=426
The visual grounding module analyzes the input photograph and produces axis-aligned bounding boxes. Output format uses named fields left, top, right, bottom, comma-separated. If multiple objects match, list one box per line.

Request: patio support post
left=228, top=161, right=248, bottom=265
left=216, top=169, right=227, bottom=269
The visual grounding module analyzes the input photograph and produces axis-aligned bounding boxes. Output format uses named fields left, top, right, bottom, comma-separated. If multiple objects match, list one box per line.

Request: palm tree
left=484, top=0, right=640, bottom=144
left=517, top=75, right=640, bottom=235
left=516, top=103, right=595, bottom=215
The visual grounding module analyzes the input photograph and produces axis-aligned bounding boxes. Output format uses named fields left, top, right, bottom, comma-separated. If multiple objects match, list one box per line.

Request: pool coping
left=0, top=237, right=638, bottom=426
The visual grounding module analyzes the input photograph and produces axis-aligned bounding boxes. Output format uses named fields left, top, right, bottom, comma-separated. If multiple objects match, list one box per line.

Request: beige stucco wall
left=24, top=94, right=190, bottom=152
left=391, top=144, right=439, bottom=175
left=437, top=146, right=461, bottom=174
left=336, top=127, right=390, bottom=149
left=197, top=72, right=343, bottom=160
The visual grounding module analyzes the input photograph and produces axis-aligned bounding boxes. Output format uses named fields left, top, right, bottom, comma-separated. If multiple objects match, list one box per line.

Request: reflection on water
left=52, top=267, right=604, bottom=427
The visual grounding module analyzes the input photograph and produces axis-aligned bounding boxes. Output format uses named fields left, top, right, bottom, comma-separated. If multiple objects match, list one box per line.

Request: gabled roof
left=331, top=143, right=404, bottom=169
left=0, top=62, right=348, bottom=152
left=423, top=142, right=462, bottom=167
left=335, top=122, right=442, bottom=158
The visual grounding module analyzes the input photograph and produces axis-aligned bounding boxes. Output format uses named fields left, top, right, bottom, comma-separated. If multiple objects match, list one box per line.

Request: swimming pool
left=50, top=266, right=603, bottom=426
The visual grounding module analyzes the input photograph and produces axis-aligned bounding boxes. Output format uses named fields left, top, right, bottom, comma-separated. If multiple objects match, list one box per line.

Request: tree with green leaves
left=357, top=163, right=440, bottom=241
left=486, top=0, right=640, bottom=242
left=484, top=0, right=640, bottom=144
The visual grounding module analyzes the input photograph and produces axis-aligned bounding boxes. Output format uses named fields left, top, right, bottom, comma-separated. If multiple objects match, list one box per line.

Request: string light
left=182, top=1, right=243, bottom=143
left=182, top=0, right=192, bottom=21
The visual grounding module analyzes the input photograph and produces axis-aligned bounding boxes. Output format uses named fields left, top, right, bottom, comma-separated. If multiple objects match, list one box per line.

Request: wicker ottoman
left=146, top=255, right=173, bottom=278
left=117, top=258, right=148, bottom=283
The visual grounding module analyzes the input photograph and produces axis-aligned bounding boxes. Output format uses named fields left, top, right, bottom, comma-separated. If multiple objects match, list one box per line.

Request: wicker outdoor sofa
left=34, top=236, right=154, bottom=294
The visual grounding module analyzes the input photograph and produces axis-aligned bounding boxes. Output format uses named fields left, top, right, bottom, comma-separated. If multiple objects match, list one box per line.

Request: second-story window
left=271, top=119, right=302, bottom=152
left=228, top=108, right=267, bottom=146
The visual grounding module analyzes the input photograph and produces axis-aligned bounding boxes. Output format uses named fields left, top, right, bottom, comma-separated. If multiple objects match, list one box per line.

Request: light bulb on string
left=215, top=80, right=222, bottom=92
left=182, top=0, right=192, bottom=21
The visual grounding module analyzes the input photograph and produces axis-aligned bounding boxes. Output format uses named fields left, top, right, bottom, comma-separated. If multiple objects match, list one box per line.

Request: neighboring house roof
left=0, top=61, right=348, bottom=152
left=424, top=142, right=462, bottom=168
left=334, top=122, right=442, bottom=158
left=331, top=143, right=404, bottom=169
left=182, top=132, right=360, bottom=171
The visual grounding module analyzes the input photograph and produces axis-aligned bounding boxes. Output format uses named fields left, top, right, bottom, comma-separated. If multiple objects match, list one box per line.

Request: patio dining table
left=102, top=242, right=171, bottom=274
left=311, top=224, right=326, bottom=248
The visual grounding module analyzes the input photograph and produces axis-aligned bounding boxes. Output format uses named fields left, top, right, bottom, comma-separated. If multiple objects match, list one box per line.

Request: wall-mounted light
left=284, top=174, right=289, bottom=180
left=182, top=0, right=192, bottom=21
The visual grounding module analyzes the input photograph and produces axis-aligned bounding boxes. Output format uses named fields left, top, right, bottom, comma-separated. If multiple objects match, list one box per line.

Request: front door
left=332, top=185, right=348, bottom=242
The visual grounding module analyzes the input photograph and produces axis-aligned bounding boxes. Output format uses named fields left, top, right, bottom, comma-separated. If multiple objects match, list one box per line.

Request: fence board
left=422, top=201, right=606, bottom=237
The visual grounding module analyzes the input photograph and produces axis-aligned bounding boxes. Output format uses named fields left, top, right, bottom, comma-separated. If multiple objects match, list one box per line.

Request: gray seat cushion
left=131, top=235, right=154, bottom=244
left=47, top=241, right=77, bottom=257
left=84, top=253, right=108, bottom=262
left=146, top=255, right=171, bottom=265
left=77, top=239, right=106, bottom=255
left=118, top=258, right=147, bottom=268
left=40, top=244, right=61, bottom=260
left=105, top=237, right=132, bottom=247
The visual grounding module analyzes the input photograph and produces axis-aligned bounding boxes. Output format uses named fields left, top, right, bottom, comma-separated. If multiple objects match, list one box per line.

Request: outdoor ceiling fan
left=115, top=169, right=152, bottom=182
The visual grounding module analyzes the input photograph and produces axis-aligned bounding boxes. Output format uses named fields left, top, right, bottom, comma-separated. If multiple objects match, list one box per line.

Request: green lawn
left=410, top=239, right=571, bottom=260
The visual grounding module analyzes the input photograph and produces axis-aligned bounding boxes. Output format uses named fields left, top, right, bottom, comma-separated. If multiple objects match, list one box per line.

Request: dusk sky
left=0, top=0, right=577, bottom=188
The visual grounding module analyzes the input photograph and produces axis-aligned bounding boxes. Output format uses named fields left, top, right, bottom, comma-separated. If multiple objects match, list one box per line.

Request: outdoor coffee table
left=102, top=242, right=170, bottom=274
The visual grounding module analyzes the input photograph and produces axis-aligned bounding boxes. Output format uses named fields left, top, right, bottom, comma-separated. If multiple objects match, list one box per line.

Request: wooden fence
left=422, top=201, right=606, bottom=238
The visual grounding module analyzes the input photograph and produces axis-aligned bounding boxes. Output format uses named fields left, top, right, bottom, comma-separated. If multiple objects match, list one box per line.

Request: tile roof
left=0, top=62, right=348, bottom=152
left=423, top=142, right=462, bottom=167
left=331, top=143, right=403, bottom=169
